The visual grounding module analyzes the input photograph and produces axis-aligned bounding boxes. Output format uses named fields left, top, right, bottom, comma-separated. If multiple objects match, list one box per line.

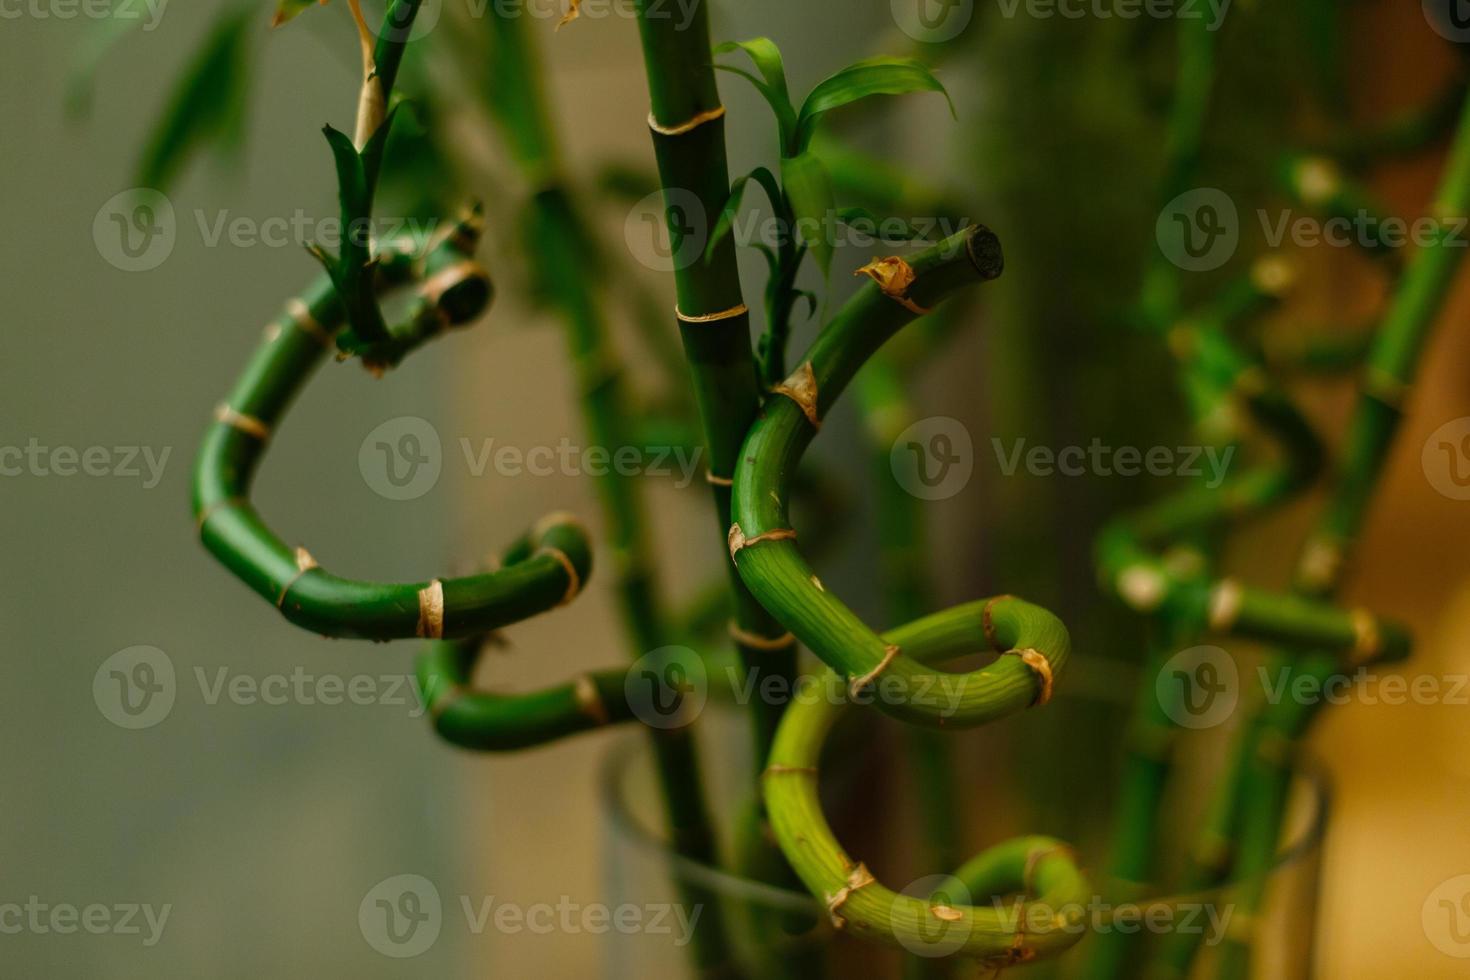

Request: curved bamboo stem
left=764, top=598, right=1089, bottom=966
left=193, top=216, right=600, bottom=641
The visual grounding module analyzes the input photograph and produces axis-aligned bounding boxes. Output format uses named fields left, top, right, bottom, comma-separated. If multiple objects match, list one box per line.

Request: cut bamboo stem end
left=648, top=105, right=727, bottom=137
left=824, top=863, right=876, bottom=929
left=772, top=361, right=822, bottom=429
left=727, top=523, right=798, bottom=564
left=419, top=260, right=491, bottom=311
left=417, top=580, right=445, bottom=639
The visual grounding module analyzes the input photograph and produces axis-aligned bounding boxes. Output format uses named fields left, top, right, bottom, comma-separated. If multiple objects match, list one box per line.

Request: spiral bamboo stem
left=190, top=215, right=608, bottom=642
left=730, top=227, right=1070, bottom=730
left=764, top=599, right=1088, bottom=966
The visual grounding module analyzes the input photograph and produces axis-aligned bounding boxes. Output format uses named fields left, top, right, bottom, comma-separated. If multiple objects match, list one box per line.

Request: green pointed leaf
left=795, top=57, right=954, bottom=154
left=135, top=9, right=255, bottom=191
left=715, top=38, right=799, bottom=155
left=705, top=166, right=783, bottom=264
left=838, top=206, right=925, bottom=242
left=322, top=124, right=368, bottom=224
left=780, top=152, right=836, bottom=276
left=272, top=0, right=325, bottom=29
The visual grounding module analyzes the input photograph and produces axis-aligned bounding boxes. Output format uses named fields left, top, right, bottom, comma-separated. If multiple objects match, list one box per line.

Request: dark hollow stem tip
left=965, top=224, right=1004, bottom=281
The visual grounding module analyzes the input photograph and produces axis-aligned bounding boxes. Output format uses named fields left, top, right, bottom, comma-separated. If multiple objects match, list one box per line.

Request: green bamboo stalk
left=731, top=227, right=1067, bottom=729
left=193, top=217, right=607, bottom=641
left=763, top=598, right=1089, bottom=966
left=417, top=636, right=637, bottom=751
left=631, top=0, right=798, bottom=795
left=1210, top=85, right=1470, bottom=980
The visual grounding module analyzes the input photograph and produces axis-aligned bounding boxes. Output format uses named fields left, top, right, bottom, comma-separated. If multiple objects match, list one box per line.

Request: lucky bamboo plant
left=83, top=0, right=1464, bottom=975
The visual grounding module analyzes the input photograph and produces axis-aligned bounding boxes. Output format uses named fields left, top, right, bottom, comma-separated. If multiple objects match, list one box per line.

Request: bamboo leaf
left=135, top=9, right=255, bottom=191
left=715, top=38, right=798, bottom=155
left=838, top=206, right=926, bottom=242
left=795, top=57, right=954, bottom=154
left=705, top=166, right=783, bottom=264
left=780, top=152, right=836, bottom=276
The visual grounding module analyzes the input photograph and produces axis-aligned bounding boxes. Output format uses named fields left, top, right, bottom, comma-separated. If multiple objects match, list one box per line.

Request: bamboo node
left=648, top=105, right=727, bottom=137
left=705, top=470, right=734, bottom=488
left=848, top=645, right=902, bottom=698
left=574, top=674, right=611, bottom=725
left=1007, top=648, right=1054, bottom=706
left=824, top=863, right=876, bottom=929
left=728, top=621, right=796, bottom=652
left=537, top=547, right=583, bottom=606
left=276, top=546, right=320, bottom=609
left=416, top=580, right=445, bottom=639
left=773, top=361, right=822, bottom=429
left=214, top=404, right=271, bottom=441
left=1207, top=579, right=1245, bottom=631
left=286, top=297, right=333, bottom=347
left=856, top=256, right=932, bottom=315
left=727, top=523, right=798, bottom=564
left=763, top=763, right=818, bottom=777
left=1349, top=609, right=1382, bottom=665
left=676, top=302, right=748, bottom=323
